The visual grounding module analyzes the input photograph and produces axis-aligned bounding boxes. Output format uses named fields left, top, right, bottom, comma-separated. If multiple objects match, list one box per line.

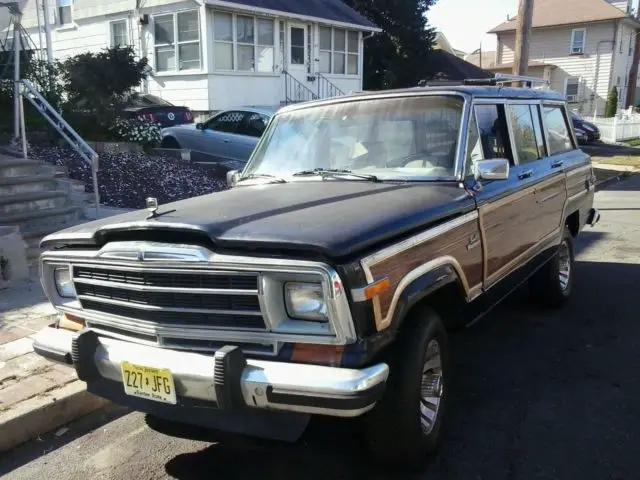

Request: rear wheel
left=529, top=226, right=574, bottom=308
left=161, top=136, right=181, bottom=149
left=364, top=306, right=450, bottom=470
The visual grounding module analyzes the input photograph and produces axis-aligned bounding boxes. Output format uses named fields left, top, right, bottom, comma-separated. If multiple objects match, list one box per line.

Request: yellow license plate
left=121, top=361, right=177, bottom=405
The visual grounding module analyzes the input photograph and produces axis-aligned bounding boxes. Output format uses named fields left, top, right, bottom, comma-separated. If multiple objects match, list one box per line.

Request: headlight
left=284, top=282, right=328, bottom=322
left=54, top=267, right=75, bottom=298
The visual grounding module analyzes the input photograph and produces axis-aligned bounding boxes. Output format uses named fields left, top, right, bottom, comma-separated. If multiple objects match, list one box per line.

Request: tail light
left=139, top=113, right=157, bottom=123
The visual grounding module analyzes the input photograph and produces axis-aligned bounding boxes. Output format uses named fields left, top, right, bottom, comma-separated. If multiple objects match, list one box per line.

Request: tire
left=161, top=136, right=180, bottom=149
left=364, top=306, right=451, bottom=470
left=529, top=226, right=574, bottom=308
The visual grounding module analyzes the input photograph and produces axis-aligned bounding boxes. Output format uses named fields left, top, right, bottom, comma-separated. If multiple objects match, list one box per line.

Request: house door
left=288, top=23, right=308, bottom=80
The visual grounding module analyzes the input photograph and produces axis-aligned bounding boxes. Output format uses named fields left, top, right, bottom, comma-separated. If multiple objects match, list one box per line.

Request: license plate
left=121, top=361, right=177, bottom=404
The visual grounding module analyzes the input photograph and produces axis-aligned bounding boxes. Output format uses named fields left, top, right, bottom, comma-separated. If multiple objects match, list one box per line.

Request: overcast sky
left=428, top=0, right=519, bottom=54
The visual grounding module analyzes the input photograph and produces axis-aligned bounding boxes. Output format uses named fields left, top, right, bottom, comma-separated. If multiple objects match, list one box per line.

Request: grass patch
left=624, top=138, right=640, bottom=147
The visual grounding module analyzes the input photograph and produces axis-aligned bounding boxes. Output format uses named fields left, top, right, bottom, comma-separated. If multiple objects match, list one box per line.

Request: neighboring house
left=488, top=0, right=640, bottom=116
left=464, top=49, right=497, bottom=70
left=423, top=49, right=492, bottom=85
left=2, top=0, right=380, bottom=115
left=434, top=31, right=466, bottom=59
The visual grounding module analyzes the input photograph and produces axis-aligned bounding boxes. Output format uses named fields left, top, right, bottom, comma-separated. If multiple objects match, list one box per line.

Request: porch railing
left=316, top=72, right=345, bottom=99
left=283, top=70, right=318, bottom=104
left=20, top=79, right=100, bottom=215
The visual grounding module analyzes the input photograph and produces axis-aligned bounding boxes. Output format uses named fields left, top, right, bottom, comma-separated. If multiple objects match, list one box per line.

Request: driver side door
left=193, top=110, right=248, bottom=162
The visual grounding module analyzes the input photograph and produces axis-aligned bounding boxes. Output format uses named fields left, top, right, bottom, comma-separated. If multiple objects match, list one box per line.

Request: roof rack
left=418, top=74, right=551, bottom=89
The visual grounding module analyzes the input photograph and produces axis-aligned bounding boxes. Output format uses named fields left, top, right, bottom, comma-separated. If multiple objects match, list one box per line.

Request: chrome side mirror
left=474, top=158, right=510, bottom=181
left=226, top=170, right=240, bottom=187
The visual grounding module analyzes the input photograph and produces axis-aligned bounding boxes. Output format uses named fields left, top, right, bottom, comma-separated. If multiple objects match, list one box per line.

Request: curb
left=0, top=380, right=110, bottom=453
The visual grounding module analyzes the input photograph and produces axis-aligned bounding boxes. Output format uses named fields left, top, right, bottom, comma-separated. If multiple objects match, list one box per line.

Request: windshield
left=242, top=95, right=464, bottom=181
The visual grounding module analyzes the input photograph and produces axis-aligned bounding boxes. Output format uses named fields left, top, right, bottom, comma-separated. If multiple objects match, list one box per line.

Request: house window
left=319, top=27, right=359, bottom=75
left=154, top=10, right=201, bottom=72
left=565, top=77, right=579, bottom=102
left=110, top=20, right=128, bottom=48
left=629, top=33, right=634, bottom=56
left=214, top=12, right=275, bottom=72
left=57, top=0, right=72, bottom=25
left=570, top=28, right=586, bottom=55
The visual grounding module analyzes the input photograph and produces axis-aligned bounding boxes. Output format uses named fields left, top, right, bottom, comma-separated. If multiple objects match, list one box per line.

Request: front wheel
left=529, top=226, right=574, bottom=307
left=364, top=306, right=450, bottom=470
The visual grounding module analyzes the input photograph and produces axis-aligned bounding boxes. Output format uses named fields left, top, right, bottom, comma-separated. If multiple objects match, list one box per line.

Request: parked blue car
left=160, top=106, right=279, bottom=165
left=570, top=112, right=600, bottom=143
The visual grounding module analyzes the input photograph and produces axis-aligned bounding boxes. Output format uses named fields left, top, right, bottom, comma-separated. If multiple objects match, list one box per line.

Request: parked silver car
left=160, top=106, right=279, bottom=164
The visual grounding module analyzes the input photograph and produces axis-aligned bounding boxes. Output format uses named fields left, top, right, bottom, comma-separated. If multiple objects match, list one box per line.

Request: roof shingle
left=217, top=0, right=378, bottom=29
left=488, top=0, right=639, bottom=33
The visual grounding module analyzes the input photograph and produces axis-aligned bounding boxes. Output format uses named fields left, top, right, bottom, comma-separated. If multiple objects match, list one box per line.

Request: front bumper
left=33, top=327, right=389, bottom=418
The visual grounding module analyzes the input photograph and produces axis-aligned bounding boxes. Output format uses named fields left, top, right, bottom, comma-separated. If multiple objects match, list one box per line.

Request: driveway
left=2, top=175, right=640, bottom=480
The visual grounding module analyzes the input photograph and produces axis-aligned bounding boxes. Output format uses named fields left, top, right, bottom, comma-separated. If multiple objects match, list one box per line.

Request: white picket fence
left=592, top=113, right=640, bottom=143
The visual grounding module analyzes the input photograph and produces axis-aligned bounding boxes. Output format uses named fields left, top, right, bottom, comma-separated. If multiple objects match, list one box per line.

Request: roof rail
left=493, top=73, right=551, bottom=87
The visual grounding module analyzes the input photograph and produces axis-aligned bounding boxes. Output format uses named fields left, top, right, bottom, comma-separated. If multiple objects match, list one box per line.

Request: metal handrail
left=283, top=70, right=318, bottom=104
left=20, top=78, right=100, bottom=216
left=316, top=72, right=345, bottom=99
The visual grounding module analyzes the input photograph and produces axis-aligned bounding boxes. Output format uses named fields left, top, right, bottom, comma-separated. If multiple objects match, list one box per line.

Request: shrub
left=109, top=117, right=162, bottom=148
left=605, top=87, right=618, bottom=118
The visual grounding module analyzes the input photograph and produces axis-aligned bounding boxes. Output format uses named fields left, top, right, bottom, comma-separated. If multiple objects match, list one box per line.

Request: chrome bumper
left=32, top=327, right=389, bottom=418
left=587, top=207, right=601, bottom=227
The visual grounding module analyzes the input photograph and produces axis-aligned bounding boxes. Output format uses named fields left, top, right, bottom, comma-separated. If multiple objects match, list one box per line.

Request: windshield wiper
left=238, top=173, right=287, bottom=184
left=292, top=168, right=380, bottom=182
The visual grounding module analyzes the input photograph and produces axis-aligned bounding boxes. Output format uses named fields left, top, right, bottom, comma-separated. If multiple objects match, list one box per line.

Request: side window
left=205, top=111, right=245, bottom=133
left=508, top=104, right=543, bottom=164
left=542, top=105, right=574, bottom=155
left=474, top=104, right=514, bottom=163
left=240, top=113, right=270, bottom=138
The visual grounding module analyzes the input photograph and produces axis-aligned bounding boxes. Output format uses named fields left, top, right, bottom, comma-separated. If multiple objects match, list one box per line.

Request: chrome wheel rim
left=558, top=240, right=571, bottom=291
left=420, top=339, right=443, bottom=435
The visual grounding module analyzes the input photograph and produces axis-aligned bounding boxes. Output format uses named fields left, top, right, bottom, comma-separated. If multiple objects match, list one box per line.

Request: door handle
left=223, top=139, right=230, bottom=143
left=518, top=169, right=534, bottom=180
left=551, top=160, right=564, bottom=169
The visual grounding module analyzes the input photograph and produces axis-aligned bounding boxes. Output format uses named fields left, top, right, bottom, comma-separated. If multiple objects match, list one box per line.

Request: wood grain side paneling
left=367, top=220, right=483, bottom=319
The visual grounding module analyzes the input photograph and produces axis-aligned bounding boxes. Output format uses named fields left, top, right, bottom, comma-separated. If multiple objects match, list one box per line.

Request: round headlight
left=284, top=282, right=328, bottom=322
left=54, top=267, right=75, bottom=298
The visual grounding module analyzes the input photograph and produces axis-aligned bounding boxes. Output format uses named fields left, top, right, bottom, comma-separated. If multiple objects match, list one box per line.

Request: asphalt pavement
left=2, top=175, right=640, bottom=480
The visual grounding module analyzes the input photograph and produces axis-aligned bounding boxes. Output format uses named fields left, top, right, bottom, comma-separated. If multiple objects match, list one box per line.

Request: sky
left=427, top=0, right=519, bottom=54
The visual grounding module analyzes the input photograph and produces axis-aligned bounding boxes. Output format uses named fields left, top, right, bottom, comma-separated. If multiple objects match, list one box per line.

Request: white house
left=488, top=0, right=640, bottom=116
left=4, top=0, right=380, bottom=115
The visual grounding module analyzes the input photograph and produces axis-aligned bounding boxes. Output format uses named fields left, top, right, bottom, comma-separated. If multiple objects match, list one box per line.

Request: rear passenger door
left=508, top=102, right=566, bottom=243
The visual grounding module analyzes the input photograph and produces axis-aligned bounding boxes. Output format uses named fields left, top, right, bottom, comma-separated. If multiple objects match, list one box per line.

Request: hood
left=42, top=181, right=475, bottom=259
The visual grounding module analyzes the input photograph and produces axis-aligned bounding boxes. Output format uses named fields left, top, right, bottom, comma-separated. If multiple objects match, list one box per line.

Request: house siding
left=497, top=21, right=618, bottom=116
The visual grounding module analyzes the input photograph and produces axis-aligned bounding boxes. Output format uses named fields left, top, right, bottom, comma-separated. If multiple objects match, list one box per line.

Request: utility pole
left=625, top=3, right=640, bottom=108
left=512, top=0, right=534, bottom=82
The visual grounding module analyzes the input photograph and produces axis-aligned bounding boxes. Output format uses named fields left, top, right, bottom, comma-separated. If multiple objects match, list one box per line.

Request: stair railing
left=20, top=79, right=100, bottom=216
left=316, top=72, right=345, bottom=99
left=283, top=70, right=318, bottom=104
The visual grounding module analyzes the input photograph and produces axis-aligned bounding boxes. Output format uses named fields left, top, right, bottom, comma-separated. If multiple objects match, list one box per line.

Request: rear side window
left=508, top=104, right=544, bottom=164
left=542, top=105, right=574, bottom=155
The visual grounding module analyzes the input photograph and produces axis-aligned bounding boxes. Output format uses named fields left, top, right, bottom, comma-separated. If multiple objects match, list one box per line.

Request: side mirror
left=226, top=170, right=240, bottom=187
left=195, top=122, right=204, bottom=130
left=474, top=158, right=510, bottom=181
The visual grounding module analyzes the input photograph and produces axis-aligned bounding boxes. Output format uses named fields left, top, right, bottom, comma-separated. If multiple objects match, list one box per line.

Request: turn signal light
left=58, top=313, right=86, bottom=332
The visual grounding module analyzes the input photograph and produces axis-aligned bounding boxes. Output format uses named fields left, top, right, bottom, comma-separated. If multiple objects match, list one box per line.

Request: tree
left=605, top=87, right=618, bottom=118
left=59, top=46, right=148, bottom=114
left=342, top=0, right=437, bottom=90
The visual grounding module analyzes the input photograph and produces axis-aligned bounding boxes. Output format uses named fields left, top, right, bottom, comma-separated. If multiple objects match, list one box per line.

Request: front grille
left=72, top=265, right=266, bottom=331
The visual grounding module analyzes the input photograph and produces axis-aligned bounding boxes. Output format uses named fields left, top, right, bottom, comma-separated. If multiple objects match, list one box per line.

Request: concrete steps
left=0, top=153, right=91, bottom=267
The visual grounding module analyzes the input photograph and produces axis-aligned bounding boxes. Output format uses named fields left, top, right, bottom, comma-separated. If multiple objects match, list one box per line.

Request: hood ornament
left=146, top=197, right=175, bottom=220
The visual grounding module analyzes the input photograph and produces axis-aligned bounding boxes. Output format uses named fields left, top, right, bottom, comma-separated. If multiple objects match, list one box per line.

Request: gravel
left=29, top=146, right=228, bottom=209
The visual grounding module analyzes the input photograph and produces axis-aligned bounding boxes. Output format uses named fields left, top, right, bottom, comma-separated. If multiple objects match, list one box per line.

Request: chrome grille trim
left=72, top=277, right=257, bottom=296
left=76, top=294, right=264, bottom=317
